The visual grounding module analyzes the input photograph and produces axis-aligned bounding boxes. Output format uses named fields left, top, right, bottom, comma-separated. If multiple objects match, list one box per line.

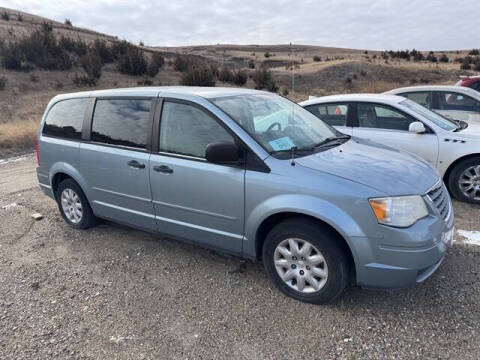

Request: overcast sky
left=1, top=0, right=479, bottom=50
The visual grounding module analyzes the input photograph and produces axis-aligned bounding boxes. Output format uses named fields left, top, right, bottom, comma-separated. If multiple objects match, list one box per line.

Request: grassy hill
left=0, top=6, right=478, bottom=157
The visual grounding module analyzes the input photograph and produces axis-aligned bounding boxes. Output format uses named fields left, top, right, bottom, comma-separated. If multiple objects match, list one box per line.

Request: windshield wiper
left=313, top=135, right=350, bottom=148
left=269, top=146, right=314, bottom=166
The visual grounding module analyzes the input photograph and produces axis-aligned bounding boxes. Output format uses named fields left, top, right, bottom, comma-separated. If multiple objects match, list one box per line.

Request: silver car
left=36, top=87, right=454, bottom=303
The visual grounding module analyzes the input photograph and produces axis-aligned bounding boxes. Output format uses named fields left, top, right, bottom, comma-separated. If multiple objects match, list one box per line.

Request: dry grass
left=0, top=118, right=38, bottom=150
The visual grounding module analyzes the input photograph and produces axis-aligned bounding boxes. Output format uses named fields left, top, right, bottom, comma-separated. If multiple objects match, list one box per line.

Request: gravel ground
left=0, top=155, right=479, bottom=359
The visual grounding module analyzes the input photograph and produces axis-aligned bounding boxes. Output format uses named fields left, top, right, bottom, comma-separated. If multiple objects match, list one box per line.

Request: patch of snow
left=2, top=202, right=21, bottom=210
left=457, top=230, right=480, bottom=246
left=0, top=156, right=28, bottom=165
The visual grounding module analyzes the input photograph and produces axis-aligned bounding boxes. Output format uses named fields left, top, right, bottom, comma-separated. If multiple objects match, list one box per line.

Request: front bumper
left=351, top=211, right=454, bottom=290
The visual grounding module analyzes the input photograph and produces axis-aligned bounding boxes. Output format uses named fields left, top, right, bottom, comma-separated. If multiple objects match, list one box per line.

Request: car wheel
left=262, top=218, right=350, bottom=304
left=56, top=178, right=97, bottom=229
left=448, top=157, right=480, bottom=204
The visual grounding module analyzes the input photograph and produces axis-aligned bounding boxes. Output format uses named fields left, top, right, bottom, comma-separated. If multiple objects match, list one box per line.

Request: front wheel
left=448, top=157, right=480, bottom=204
left=262, top=218, right=350, bottom=304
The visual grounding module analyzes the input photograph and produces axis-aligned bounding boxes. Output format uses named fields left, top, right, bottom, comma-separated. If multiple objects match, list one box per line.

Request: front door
left=352, top=102, right=439, bottom=166
left=79, top=98, right=156, bottom=231
left=149, top=100, right=245, bottom=254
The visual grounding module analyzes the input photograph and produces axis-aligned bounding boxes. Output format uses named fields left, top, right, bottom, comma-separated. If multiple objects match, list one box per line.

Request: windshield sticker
left=269, top=136, right=294, bottom=151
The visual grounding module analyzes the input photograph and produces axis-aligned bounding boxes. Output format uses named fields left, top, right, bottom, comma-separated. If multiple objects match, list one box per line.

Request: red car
left=456, top=75, right=480, bottom=92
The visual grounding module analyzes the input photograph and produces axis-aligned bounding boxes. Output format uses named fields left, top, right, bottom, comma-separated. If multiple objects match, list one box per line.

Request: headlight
left=369, top=195, right=428, bottom=227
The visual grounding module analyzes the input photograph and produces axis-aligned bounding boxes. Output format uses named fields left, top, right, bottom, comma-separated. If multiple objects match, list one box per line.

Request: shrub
left=139, top=41, right=144, bottom=47
left=461, top=57, right=472, bottom=70
left=426, top=51, right=437, bottom=63
left=313, top=55, right=321, bottom=62
left=218, top=67, right=234, bottom=83
left=17, top=14, right=23, bottom=22
left=232, top=70, right=247, bottom=86
left=110, top=40, right=129, bottom=59
left=474, top=57, right=480, bottom=71
left=80, top=48, right=102, bottom=82
left=151, top=52, right=164, bottom=68
left=282, top=87, right=289, bottom=96
left=9, top=24, right=73, bottom=71
left=72, top=73, right=97, bottom=86
left=469, top=49, right=479, bottom=56
left=116, top=43, right=147, bottom=75
left=0, top=76, right=6, bottom=90
left=252, top=66, right=277, bottom=92
left=247, top=59, right=255, bottom=69
left=173, top=55, right=191, bottom=72
left=180, top=65, right=216, bottom=86
left=29, top=73, right=39, bottom=83
left=264, top=52, right=271, bottom=58
left=93, top=39, right=114, bottom=63
left=64, top=18, right=72, bottom=26
left=1, top=11, right=9, bottom=21
left=1, top=42, right=23, bottom=70
left=147, top=59, right=159, bottom=77
left=439, top=54, right=449, bottom=63
left=59, top=36, right=87, bottom=57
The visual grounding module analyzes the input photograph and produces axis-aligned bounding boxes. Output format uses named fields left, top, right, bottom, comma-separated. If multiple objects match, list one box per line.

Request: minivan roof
left=51, top=86, right=271, bottom=102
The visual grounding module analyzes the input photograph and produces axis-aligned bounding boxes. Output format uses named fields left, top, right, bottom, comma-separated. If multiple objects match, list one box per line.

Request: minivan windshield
left=400, top=99, right=457, bottom=131
left=211, top=94, right=344, bottom=155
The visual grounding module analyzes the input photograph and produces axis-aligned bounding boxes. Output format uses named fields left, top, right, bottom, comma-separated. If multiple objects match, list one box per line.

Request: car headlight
left=369, top=195, right=428, bottom=227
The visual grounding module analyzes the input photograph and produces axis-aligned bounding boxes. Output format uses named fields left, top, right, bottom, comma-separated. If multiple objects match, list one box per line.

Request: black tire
left=56, top=178, right=97, bottom=229
left=262, top=218, right=350, bottom=304
left=447, top=156, right=480, bottom=204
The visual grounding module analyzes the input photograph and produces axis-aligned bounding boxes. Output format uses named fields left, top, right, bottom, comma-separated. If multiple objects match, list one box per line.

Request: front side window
left=91, top=99, right=152, bottom=149
left=357, top=103, right=414, bottom=131
left=159, top=101, right=233, bottom=158
left=437, top=92, right=480, bottom=111
left=305, top=103, right=349, bottom=126
left=401, top=92, right=431, bottom=108
left=43, top=98, right=88, bottom=139
left=211, top=94, right=338, bottom=153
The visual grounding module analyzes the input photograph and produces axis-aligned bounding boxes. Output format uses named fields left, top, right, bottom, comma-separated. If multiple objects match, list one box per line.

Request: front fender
left=243, top=194, right=366, bottom=259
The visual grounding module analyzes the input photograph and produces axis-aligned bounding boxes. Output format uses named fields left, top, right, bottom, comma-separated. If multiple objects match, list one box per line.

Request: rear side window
left=400, top=92, right=431, bottom=108
left=91, top=99, right=152, bottom=149
left=305, top=103, right=348, bottom=126
left=42, top=98, right=88, bottom=139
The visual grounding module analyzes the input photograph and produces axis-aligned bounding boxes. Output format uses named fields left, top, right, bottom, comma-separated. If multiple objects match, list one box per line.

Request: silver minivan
left=36, top=87, right=454, bottom=303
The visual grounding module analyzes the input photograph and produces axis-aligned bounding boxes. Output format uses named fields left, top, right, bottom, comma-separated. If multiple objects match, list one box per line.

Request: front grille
left=426, top=182, right=451, bottom=222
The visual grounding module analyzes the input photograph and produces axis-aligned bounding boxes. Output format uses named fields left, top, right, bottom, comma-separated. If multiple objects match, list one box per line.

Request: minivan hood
left=296, top=138, right=439, bottom=196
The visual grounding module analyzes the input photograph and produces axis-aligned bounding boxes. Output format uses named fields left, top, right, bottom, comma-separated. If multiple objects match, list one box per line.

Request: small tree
left=426, top=51, right=437, bottom=63
left=247, top=59, right=255, bottom=69
left=80, top=48, right=102, bottom=85
left=1, top=11, right=10, bottom=21
left=264, top=52, right=271, bottom=58
left=313, top=55, right=321, bottom=62
left=116, top=44, right=147, bottom=76
left=232, top=70, right=247, bottom=86
left=180, top=65, right=216, bottom=86
left=461, top=57, right=472, bottom=70
left=468, top=49, right=479, bottom=56
left=218, top=67, right=234, bottom=83
left=147, top=59, right=159, bottom=77
left=173, top=55, right=191, bottom=72
left=439, top=54, right=449, bottom=63
left=252, top=66, right=277, bottom=92
left=474, top=57, right=480, bottom=71
left=64, top=18, right=72, bottom=26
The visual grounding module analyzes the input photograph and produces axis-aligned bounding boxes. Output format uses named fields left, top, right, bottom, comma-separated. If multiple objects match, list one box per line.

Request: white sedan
left=384, top=85, right=480, bottom=125
left=300, top=94, right=480, bottom=204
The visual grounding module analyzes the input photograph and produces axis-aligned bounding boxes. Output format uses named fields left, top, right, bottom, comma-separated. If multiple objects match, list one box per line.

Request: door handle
left=127, top=160, right=145, bottom=169
left=153, top=165, right=173, bottom=174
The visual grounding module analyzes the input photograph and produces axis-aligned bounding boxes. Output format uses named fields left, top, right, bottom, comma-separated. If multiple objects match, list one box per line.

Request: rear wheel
left=448, top=157, right=480, bottom=204
left=56, top=178, right=97, bottom=229
left=262, top=218, right=350, bottom=304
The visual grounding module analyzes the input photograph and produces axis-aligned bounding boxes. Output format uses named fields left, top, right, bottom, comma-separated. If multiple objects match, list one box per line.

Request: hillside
left=0, top=6, right=478, bottom=157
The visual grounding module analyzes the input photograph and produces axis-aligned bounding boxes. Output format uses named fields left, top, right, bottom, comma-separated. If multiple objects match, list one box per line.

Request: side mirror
left=408, top=121, right=426, bottom=133
left=205, top=141, right=242, bottom=165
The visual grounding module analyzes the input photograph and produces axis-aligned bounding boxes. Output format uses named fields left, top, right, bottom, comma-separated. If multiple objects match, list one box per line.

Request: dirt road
left=1, top=155, right=479, bottom=359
